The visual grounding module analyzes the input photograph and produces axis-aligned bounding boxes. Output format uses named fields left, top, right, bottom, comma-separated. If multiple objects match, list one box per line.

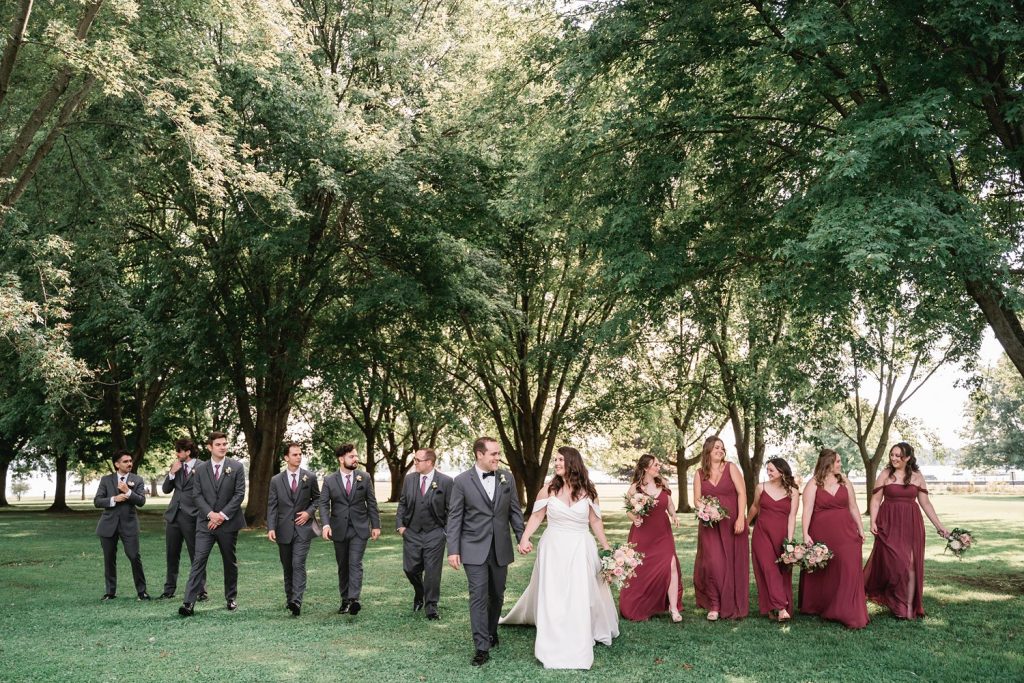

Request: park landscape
left=3, top=0, right=1024, bottom=681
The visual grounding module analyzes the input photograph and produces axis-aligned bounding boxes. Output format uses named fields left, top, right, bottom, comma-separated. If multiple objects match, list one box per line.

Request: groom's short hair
left=472, top=437, right=497, bottom=455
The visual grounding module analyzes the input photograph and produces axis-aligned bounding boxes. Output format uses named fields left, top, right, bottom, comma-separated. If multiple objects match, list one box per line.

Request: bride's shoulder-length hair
left=548, top=446, right=598, bottom=502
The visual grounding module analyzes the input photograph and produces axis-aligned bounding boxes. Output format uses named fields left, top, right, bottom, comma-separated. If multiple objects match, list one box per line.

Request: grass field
left=0, top=487, right=1020, bottom=682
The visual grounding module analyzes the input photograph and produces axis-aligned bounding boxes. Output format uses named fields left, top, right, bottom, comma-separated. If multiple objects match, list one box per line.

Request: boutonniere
left=356, top=475, right=363, bottom=482
left=224, top=466, right=232, bottom=475
left=499, top=474, right=508, bottom=485
left=302, top=474, right=308, bottom=483
left=431, top=481, right=438, bottom=490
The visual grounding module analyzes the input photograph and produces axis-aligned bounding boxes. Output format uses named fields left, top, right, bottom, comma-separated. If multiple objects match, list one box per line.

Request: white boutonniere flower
left=500, top=474, right=507, bottom=485
left=356, top=475, right=363, bottom=482
left=302, top=474, right=308, bottom=482
left=225, top=467, right=233, bottom=475
left=431, top=481, right=438, bottom=490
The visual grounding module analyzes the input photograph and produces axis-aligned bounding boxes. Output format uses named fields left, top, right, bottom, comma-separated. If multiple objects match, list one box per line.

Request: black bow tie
left=482, top=471, right=496, bottom=479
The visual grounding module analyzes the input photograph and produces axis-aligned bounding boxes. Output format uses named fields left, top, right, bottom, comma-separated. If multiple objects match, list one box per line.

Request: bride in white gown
left=500, top=446, right=619, bottom=669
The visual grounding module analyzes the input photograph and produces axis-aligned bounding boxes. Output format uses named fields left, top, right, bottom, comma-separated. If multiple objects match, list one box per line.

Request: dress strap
left=588, top=499, right=602, bottom=518
left=917, top=487, right=929, bottom=495
left=532, top=498, right=549, bottom=511
left=871, top=486, right=884, bottom=494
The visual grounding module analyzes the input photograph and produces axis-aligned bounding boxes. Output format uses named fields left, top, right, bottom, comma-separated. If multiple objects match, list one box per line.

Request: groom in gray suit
left=94, top=450, right=149, bottom=600
left=446, top=436, right=525, bottom=667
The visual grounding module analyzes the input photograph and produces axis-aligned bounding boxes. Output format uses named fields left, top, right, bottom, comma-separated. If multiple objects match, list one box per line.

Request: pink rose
left=613, top=567, right=623, bottom=576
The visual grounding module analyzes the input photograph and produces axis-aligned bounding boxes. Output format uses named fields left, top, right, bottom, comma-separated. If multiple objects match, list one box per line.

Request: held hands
left=448, top=554, right=461, bottom=571
left=294, top=511, right=310, bottom=526
left=517, top=540, right=533, bottom=555
left=370, top=528, right=381, bottom=541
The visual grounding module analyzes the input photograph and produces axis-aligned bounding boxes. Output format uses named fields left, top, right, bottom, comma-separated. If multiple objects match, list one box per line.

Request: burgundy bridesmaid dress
left=798, top=485, right=869, bottom=629
left=750, top=489, right=794, bottom=616
left=619, top=489, right=684, bottom=621
left=863, top=483, right=927, bottom=618
left=693, top=463, right=750, bottom=619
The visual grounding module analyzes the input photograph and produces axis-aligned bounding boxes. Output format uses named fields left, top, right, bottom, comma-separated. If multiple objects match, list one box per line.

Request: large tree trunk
left=0, top=453, right=12, bottom=507
left=965, top=278, right=1024, bottom=381
left=672, top=447, right=701, bottom=513
left=242, top=402, right=291, bottom=527
left=48, top=452, right=71, bottom=512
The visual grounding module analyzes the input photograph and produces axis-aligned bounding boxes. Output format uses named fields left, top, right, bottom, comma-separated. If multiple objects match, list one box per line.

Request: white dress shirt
left=475, top=465, right=496, bottom=500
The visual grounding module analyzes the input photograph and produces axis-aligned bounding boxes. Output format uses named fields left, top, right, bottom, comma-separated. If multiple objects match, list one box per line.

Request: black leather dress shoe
left=287, top=601, right=300, bottom=617
left=426, top=608, right=439, bottom=621
left=348, top=600, right=361, bottom=616
left=471, top=650, right=489, bottom=667
left=198, top=591, right=209, bottom=602
left=157, top=592, right=174, bottom=600
left=137, top=592, right=151, bottom=601
left=413, top=598, right=424, bottom=612
left=178, top=602, right=194, bottom=617
left=226, top=599, right=238, bottom=611
left=337, top=600, right=350, bottom=614
left=489, top=634, right=499, bottom=648
left=101, top=594, right=116, bottom=601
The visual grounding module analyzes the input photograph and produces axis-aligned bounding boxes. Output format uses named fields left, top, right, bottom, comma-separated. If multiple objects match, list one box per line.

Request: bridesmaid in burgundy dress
left=746, top=457, right=799, bottom=621
left=863, top=442, right=949, bottom=619
left=619, top=454, right=683, bottom=622
left=692, top=437, right=749, bottom=621
left=798, top=449, right=868, bottom=629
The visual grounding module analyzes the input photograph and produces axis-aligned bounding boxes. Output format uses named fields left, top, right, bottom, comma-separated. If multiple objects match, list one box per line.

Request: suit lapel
left=491, top=471, right=502, bottom=511
left=467, top=470, right=492, bottom=512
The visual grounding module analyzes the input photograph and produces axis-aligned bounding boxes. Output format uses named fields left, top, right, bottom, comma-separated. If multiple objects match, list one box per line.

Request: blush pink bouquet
left=800, top=541, right=833, bottom=573
left=945, top=527, right=975, bottom=560
left=776, top=538, right=805, bottom=567
left=624, top=490, right=657, bottom=518
left=694, top=495, right=729, bottom=527
left=598, top=542, right=644, bottom=590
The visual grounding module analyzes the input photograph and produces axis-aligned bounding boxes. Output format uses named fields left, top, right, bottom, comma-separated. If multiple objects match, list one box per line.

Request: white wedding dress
left=499, top=496, right=619, bottom=669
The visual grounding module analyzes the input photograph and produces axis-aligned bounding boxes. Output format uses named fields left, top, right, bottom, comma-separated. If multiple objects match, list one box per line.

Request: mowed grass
left=0, top=488, right=1021, bottom=682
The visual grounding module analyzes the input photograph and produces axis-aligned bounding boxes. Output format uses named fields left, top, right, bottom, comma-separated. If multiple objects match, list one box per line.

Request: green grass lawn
left=0, top=489, right=1020, bottom=682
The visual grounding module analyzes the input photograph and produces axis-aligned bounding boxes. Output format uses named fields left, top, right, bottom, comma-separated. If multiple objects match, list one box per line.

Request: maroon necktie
left=420, top=476, right=427, bottom=496
left=345, top=474, right=352, bottom=494
left=291, top=473, right=298, bottom=493
left=214, top=463, right=221, bottom=481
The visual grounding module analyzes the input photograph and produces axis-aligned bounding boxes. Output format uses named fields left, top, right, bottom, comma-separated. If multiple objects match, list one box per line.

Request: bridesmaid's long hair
left=766, top=457, right=798, bottom=496
left=699, top=436, right=725, bottom=480
left=548, top=446, right=598, bottom=502
left=884, top=442, right=919, bottom=485
left=812, top=449, right=845, bottom=487
left=629, top=453, right=666, bottom=492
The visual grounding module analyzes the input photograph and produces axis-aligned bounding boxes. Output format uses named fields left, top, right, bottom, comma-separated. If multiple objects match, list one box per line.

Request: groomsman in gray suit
left=267, top=442, right=320, bottom=617
left=320, top=443, right=381, bottom=616
left=94, top=450, right=150, bottom=600
left=396, top=448, right=453, bottom=620
left=158, top=438, right=206, bottom=600
left=178, top=432, right=246, bottom=616
left=446, top=437, right=525, bottom=667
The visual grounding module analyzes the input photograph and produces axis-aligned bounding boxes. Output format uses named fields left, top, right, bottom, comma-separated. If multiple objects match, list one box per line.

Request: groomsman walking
left=94, top=450, right=150, bottom=601
left=158, top=438, right=206, bottom=601
left=178, top=432, right=246, bottom=616
left=267, top=442, right=320, bottom=617
left=320, top=444, right=381, bottom=616
left=446, top=437, right=525, bottom=667
left=396, top=448, right=453, bottom=620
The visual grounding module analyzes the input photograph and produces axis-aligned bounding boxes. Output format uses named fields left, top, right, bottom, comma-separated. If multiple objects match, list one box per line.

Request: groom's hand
left=448, top=554, right=461, bottom=570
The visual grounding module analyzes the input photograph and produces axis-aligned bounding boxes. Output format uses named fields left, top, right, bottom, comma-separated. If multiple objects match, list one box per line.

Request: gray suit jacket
left=191, top=458, right=247, bottom=533
left=94, top=472, right=147, bottom=538
left=267, top=468, right=320, bottom=544
left=319, top=469, right=380, bottom=540
left=161, top=462, right=199, bottom=523
left=396, top=470, right=453, bottom=531
left=445, top=468, right=525, bottom=566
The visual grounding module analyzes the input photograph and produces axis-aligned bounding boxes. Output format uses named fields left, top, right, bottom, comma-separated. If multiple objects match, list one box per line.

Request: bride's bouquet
left=776, top=538, right=805, bottom=567
left=945, top=527, right=975, bottom=560
left=624, top=490, right=657, bottom=518
left=694, top=495, right=729, bottom=527
left=800, top=542, right=833, bottom=573
left=599, top=542, right=644, bottom=590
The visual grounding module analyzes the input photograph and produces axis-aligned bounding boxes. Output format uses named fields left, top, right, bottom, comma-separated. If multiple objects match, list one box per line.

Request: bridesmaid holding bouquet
left=746, top=457, right=799, bottom=621
left=619, top=454, right=684, bottom=622
left=798, top=449, right=868, bottom=629
left=863, top=442, right=948, bottom=619
left=692, top=437, right=749, bottom=621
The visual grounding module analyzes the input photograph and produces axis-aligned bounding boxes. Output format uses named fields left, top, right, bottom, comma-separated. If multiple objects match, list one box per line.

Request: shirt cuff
left=109, top=497, right=117, bottom=507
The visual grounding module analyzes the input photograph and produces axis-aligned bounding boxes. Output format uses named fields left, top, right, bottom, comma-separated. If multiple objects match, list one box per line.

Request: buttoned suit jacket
left=94, top=472, right=147, bottom=538
left=396, top=470, right=453, bottom=531
left=267, top=468, right=320, bottom=544
left=319, top=469, right=380, bottom=540
left=162, top=462, right=199, bottom=523
left=445, top=468, right=525, bottom=566
left=191, top=458, right=247, bottom=534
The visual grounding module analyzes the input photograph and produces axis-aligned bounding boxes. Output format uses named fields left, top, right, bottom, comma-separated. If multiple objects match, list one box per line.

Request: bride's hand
left=518, top=541, right=533, bottom=554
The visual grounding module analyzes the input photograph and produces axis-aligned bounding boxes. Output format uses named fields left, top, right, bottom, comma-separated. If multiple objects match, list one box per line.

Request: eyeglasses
left=413, top=457, right=431, bottom=463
